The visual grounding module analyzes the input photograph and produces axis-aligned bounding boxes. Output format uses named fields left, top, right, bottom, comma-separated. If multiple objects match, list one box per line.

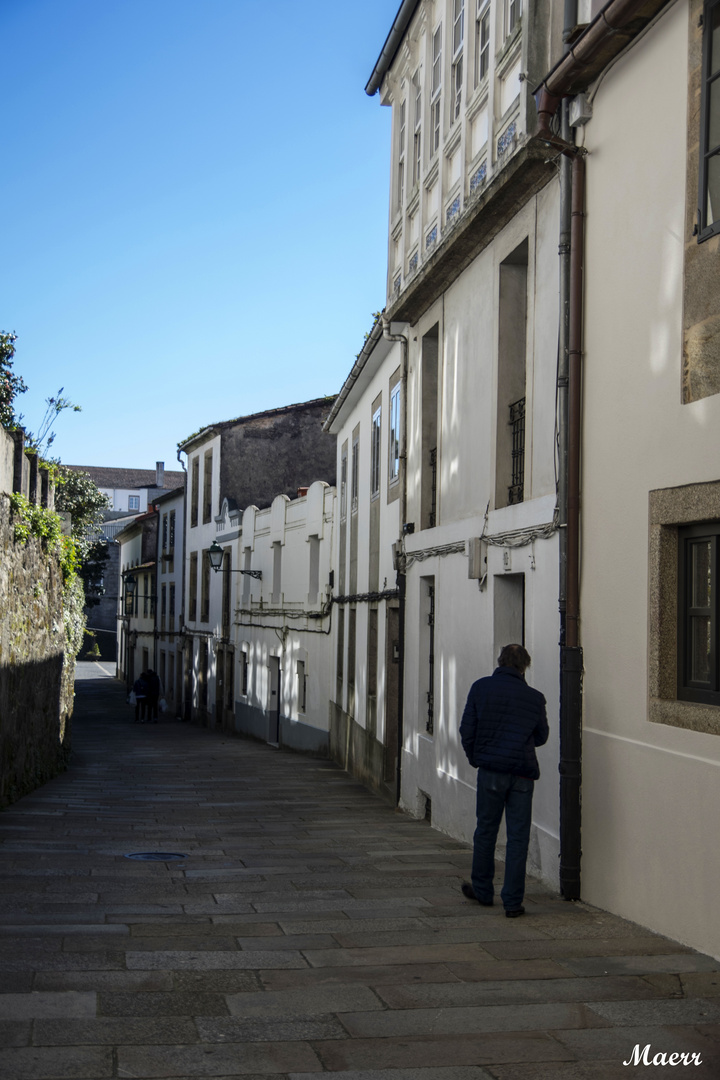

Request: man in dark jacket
left=459, top=643, right=548, bottom=917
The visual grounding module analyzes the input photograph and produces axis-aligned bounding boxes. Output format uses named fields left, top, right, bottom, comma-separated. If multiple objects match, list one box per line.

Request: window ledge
left=649, top=696, right=720, bottom=736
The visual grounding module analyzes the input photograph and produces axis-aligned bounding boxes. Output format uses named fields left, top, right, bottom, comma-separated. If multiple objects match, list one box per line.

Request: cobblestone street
left=0, top=662, right=718, bottom=1079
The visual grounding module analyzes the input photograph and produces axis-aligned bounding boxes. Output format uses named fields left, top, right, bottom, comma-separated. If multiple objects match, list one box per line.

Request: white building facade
left=155, top=487, right=185, bottom=718
left=536, top=0, right=720, bottom=957
left=324, top=322, right=405, bottom=799
left=220, top=482, right=335, bottom=753
left=368, top=0, right=565, bottom=886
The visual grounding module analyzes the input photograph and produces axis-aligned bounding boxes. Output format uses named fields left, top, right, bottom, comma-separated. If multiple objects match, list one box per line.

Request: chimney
left=156, top=461, right=165, bottom=488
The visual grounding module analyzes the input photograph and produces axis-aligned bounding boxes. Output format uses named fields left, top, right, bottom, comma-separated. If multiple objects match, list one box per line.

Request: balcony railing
left=508, top=396, right=525, bottom=505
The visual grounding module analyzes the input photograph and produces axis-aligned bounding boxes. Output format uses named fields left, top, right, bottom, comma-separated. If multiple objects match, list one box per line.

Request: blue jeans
left=471, top=767, right=534, bottom=910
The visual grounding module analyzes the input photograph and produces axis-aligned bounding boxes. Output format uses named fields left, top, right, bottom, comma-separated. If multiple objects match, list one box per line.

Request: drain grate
left=124, top=852, right=188, bottom=861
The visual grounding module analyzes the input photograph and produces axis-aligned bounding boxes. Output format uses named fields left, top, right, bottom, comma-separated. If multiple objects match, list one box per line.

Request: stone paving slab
left=0, top=666, right=718, bottom=1079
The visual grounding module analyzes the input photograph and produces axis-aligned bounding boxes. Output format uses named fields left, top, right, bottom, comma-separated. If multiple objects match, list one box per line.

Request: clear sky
left=1, top=0, right=394, bottom=470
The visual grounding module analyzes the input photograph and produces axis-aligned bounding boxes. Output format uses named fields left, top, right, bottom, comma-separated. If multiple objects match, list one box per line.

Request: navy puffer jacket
left=460, top=666, right=548, bottom=780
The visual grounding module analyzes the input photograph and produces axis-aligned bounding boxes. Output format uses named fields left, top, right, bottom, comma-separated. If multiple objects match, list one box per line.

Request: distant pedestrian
left=459, top=644, right=548, bottom=917
left=132, top=673, right=148, bottom=723
left=145, top=669, right=161, bottom=723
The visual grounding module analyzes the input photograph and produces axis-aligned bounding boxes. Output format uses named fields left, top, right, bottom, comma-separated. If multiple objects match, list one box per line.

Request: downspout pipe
left=383, top=318, right=409, bottom=808
left=534, top=91, right=585, bottom=903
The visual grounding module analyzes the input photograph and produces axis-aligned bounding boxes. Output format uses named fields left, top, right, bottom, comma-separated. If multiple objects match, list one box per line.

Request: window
left=169, top=510, right=175, bottom=551
left=505, top=0, right=521, bottom=37
left=222, top=551, right=231, bottom=631
left=699, top=0, right=720, bottom=241
left=297, top=660, right=307, bottom=713
left=340, top=448, right=348, bottom=522
left=475, top=0, right=490, bottom=85
left=190, top=457, right=199, bottom=527
left=241, top=649, right=249, bottom=696
left=397, top=99, right=406, bottom=211
left=143, top=573, right=149, bottom=617
left=201, top=549, right=210, bottom=622
left=431, top=25, right=442, bottom=155
left=189, top=552, right=198, bottom=621
left=351, top=435, right=359, bottom=513
left=389, top=383, right=401, bottom=485
left=169, top=582, right=175, bottom=628
left=203, top=451, right=213, bottom=524
left=272, top=542, right=282, bottom=604
left=452, top=0, right=464, bottom=122
left=308, top=535, right=320, bottom=604
left=412, top=72, right=422, bottom=185
left=371, top=406, right=382, bottom=498
left=678, top=523, right=720, bottom=705
left=161, top=583, right=167, bottom=634
left=128, top=495, right=140, bottom=511
left=162, top=513, right=168, bottom=552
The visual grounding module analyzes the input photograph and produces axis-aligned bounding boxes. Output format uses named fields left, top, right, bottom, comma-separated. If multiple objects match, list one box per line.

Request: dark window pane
left=691, top=540, right=712, bottom=608
left=709, top=77, right=720, bottom=151
left=711, top=3, right=720, bottom=76
left=706, top=152, right=720, bottom=227
left=691, top=616, right=712, bottom=683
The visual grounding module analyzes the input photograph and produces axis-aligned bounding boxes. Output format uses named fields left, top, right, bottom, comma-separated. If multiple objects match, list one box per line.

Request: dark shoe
left=505, top=906, right=525, bottom=918
left=461, top=882, right=493, bottom=906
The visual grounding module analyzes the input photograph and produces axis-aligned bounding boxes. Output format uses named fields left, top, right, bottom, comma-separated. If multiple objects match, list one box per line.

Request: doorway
left=268, top=656, right=280, bottom=744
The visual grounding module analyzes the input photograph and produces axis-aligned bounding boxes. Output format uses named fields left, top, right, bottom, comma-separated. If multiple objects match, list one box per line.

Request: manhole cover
left=124, top=852, right=188, bottom=861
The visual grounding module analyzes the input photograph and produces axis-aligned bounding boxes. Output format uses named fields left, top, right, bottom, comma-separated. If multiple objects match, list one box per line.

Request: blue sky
left=1, top=0, right=394, bottom=470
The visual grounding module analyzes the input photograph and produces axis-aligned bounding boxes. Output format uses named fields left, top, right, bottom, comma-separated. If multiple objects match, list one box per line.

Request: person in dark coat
left=145, top=669, right=161, bottom=723
left=133, top=673, right=148, bottom=723
left=459, top=643, right=548, bottom=917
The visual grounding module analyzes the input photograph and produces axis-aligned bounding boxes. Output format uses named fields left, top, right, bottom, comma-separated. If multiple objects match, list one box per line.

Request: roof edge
left=365, top=0, right=421, bottom=96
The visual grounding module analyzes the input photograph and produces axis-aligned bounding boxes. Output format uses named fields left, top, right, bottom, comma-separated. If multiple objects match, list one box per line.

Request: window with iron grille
left=699, top=0, right=720, bottom=241
left=678, top=523, right=720, bottom=705
left=429, top=446, right=438, bottom=527
left=351, top=435, right=360, bottom=514
left=508, top=396, right=525, bottom=505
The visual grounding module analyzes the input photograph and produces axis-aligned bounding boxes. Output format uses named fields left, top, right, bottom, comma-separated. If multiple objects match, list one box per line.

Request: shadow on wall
left=0, top=654, right=71, bottom=807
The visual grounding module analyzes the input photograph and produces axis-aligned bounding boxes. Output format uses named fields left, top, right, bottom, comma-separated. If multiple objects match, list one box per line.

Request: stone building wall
left=0, top=495, right=73, bottom=807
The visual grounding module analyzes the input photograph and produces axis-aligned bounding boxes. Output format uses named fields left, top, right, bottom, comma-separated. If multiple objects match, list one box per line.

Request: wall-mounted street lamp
left=208, top=540, right=262, bottom=579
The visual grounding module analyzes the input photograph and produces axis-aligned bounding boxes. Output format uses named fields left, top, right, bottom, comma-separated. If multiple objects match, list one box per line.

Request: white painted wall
left=581, top=0, right=720, bottom=958
left=399, top=185, right=562, bottom=891
left=330, top=333, right=403, bottom=752
left=231, top=482, right=336, bottom=741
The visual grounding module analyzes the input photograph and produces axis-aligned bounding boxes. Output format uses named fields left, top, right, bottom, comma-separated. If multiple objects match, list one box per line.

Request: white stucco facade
left=227, top=482, right=336, bottom=754
left=579, top=0, right=720, bottom=958
left=326, top=329, right=404, bottom=797
left=398, top=184, right=562, bottom=888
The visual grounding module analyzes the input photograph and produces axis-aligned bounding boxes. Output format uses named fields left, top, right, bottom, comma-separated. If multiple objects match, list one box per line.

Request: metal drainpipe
left=383, top=318, right=409, bottom=808
left=535, top=87, right=585, bottom=902
left=558, top=149, right=585, bottom=902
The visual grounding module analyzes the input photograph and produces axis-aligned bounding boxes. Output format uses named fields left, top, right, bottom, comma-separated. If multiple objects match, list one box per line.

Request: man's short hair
left=498, top=643, right=531, bottom=673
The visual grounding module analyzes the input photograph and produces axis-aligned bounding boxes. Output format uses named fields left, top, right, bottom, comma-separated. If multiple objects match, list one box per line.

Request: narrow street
left=0, top=664, right=718, bottom=1079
